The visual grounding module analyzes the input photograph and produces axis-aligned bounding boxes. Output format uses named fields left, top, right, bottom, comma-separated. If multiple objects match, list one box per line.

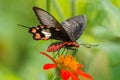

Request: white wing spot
left=41, top=30, right=51, bottom=37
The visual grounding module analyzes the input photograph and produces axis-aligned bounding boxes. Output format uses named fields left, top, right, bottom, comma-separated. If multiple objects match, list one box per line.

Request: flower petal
left=70, top=72, right=79, bottom=80
left=78, top=64, right=84, bottom=68
left=40, top=52, right=56, bottom=63
left=43, top=63, right=57, bottom=70
left=76, top=69, right=93, bottom=80
left=60, top=69, right=71, bottom=80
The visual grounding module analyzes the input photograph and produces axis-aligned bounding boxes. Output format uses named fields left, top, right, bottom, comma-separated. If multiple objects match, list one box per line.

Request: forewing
left=33, top=7, right=61, bottom=28
left=61, top=15, right=87, bottom=41
left=33, top=7, right=71, bottom=41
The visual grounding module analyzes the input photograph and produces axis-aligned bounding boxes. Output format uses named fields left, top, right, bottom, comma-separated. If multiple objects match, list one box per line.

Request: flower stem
left=52, top=73, right=57, bottom=80
left=52, top=71, right=61, bottom=80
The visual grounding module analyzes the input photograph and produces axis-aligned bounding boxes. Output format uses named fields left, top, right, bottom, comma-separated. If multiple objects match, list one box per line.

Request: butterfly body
left=47, top=41, right=80, bottom=52
left=29, top=7, right=87, bottom=52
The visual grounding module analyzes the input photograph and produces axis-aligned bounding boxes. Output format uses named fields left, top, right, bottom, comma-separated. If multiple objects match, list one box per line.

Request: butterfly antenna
left=17, top=24, right=30, bottom=29
left=80, top=44, right=99, bottom=48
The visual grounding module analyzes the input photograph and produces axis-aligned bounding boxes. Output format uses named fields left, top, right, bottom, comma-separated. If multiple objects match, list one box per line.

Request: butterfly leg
left=61, top=48, right=66, bottom=54
left=56, top=49, right=60, bottom=55
left=65, top=49, right=69, bottom=56
left=54, top=48, right=62, bottom=58
left=72, top=48, right=78, bottom=56
left=66, top=47, right=78, bottom=56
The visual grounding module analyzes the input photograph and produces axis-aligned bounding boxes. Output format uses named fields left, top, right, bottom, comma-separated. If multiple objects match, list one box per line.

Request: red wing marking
left=34, top=33, right=41, bottom=39
left=31, top=28, right=37, bottom=33
left=46, top=25, right=51, bottom=28
left=40, top=25, right=44, bottom=29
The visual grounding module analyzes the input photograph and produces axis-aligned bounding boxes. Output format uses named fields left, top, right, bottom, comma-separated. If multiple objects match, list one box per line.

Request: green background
left=0, top=0, right=120, bottom=80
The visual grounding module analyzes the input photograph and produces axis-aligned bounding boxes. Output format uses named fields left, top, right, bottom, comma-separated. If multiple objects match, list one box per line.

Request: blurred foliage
left=0, top=0, right=120, bottom=80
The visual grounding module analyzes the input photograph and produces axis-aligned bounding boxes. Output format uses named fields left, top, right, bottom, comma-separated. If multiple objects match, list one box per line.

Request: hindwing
left=61, top=15, right=87, bottom=41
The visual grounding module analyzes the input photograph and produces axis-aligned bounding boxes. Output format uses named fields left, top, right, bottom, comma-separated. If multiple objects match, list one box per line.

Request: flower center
left=55, top=54, right=79, bottom=71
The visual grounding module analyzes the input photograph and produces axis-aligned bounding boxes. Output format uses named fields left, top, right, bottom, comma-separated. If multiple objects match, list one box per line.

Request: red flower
left=40, top=52, right=93, bottom=80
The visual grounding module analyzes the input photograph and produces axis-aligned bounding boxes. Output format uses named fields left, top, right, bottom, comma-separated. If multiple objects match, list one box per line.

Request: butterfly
left=21, top=7, right=87, bottom=52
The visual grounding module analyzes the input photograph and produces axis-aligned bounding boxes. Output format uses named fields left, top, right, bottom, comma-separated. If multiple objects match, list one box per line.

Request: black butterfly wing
left=33, top=7, right=71, bottom=41
left=61, top=15, right=87, bottom=41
